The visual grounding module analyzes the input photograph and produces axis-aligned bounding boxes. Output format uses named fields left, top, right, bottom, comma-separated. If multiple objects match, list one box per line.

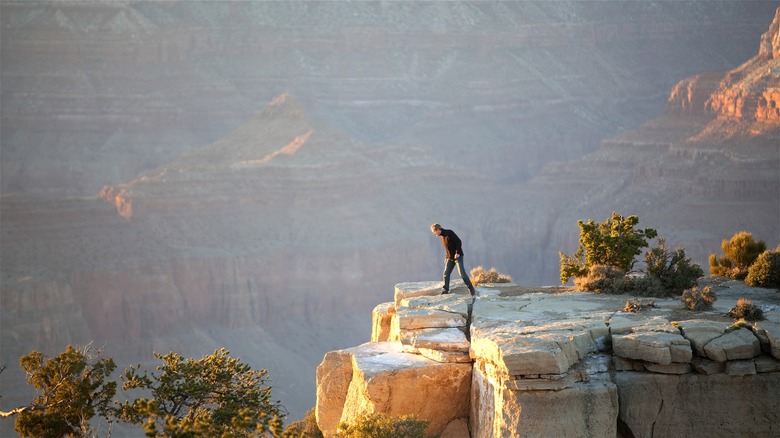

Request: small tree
left=709, top=231, right=766, bottom=279
left=118, top=348, right=284, bottom=437
left=560, top=212, right=657, bottom=284
left=9, top=345, right=117, bottom=438
left=745, top=249, right=780, bottom=288
left=644, top=238, right=703, bottom=296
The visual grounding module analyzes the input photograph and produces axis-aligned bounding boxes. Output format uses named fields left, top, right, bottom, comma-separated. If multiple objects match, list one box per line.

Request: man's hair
left=430, top=223, right=442, bottom=230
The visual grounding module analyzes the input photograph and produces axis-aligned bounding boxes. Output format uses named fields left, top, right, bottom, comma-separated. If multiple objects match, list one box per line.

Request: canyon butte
left=1, top=1, right=778, bottom=433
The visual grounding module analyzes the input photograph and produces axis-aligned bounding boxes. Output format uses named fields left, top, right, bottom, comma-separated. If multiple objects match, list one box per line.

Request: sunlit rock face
left=317, top=281, right=780, bottom=437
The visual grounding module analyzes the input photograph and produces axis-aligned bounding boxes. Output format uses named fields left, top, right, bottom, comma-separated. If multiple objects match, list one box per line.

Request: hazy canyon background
left=1, top=0, right=779, bottom=429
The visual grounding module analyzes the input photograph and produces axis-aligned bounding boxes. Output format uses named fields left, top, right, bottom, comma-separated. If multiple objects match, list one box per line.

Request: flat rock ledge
left=316, top=280, right=780, bottom=437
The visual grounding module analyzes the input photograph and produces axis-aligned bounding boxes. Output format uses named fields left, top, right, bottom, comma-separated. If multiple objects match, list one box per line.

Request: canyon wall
left=3, top=1, right=777, bottom=196
left=2, top=2, right=779, bottom=433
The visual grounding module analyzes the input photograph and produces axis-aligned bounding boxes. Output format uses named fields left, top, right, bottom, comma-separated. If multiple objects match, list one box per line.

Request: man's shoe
left=441, top=290, right=450, bottom=295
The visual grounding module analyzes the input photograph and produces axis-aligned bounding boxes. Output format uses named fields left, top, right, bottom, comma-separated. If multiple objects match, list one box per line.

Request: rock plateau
left=316, top=280, right=780, bottom=437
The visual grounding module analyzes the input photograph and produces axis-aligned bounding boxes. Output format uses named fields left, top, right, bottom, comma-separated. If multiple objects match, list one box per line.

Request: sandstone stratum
left=316, top=280, right=780, bottom=437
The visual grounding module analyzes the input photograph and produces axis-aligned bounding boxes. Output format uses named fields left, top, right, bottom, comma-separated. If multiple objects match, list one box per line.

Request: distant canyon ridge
left=1, top=1, right=778, bottom=426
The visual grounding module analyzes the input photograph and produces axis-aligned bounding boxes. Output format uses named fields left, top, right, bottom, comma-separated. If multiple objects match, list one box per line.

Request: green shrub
left=560, top=212, right=657, bottom=284
left=574, top=265, right=632, bottom=294
left=336, top=413, right=431, bottom=438
left=631, top=274, right=665, bottom=297
left=644, top=238, right=703, bottom=296
left=681, top=286, right=717, bottom=311
left=709, top=231, right=766, bottom=279
left=727, top=297, right=764, bottom=321
left=745, top=249, right=780, bottom=288
left=285, top=408, right=323, bottom=437
left=118, top=348, right=283, bottom=437
left=470, top=265, right=513, bottom=285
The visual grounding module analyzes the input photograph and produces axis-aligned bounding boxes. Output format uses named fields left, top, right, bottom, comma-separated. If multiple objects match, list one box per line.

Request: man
left=430, top=223, right=476, bottom=296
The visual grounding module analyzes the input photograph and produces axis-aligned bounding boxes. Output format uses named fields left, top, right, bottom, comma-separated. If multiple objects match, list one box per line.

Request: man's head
left=430, top=223, right=442, bottom=236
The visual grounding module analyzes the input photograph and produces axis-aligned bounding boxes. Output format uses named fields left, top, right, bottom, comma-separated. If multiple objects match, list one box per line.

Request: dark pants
left=442, top=257, right=474, bottom=293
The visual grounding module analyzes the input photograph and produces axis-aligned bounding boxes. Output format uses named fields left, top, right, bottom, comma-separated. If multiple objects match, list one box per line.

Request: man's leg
left=456, top=257, right=476, bottom=295
left=442, top=259, right=455, bottom=293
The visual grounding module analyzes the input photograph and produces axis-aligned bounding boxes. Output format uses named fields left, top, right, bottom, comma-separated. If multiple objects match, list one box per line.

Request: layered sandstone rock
left=315, top=341, right=471, bottom=437
left=317, top=281, right=780, bottom=437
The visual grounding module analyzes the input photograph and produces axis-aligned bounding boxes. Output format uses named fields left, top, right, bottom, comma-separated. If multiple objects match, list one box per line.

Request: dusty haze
left=1, top=1, right=778, bottom=432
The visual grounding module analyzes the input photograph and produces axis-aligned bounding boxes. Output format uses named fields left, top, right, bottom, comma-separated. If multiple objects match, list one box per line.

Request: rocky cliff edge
left=316, top=280, right=780, bottom=437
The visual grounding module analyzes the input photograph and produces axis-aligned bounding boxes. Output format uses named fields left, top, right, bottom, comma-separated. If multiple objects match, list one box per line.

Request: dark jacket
left=439, top=228, right=464, bottom=260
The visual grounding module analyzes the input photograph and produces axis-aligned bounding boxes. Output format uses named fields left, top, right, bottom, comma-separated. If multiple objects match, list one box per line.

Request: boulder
left=392, top=307, right=467, bottom=332
left=394, top=281, right=443, bottom=307
left=400, top=293, right=472, bottom=319
left=752, top=319, right=780, bottom=359
left=703, top=327, right=761, bottom=362
left=400, top=327, right=470, bottom=352
left=316, top=342, right=399, bottom=434
left=676, top=319, right=728, bottom=356
left=609, top=314, right=674, bottom=335
left=338, top=343, right=472, bottom=437
left=316, top=341, right=472, bottom=436
left=612, top=332, right=692, bottom=365
left=371, top=302, right=395, bottom=342
left=470, top=327, right=581, bottom=376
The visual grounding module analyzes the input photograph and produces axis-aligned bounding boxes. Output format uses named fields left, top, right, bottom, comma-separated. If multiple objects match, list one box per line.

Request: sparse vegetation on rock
left=470, top=265, right=513, bottom=285
left=728, top=297, right=765, bottom=321
left=709, top=231, right=767, bottom=280
left=561, top=213, right=704, bottom=298
left=681, top=285, right=717, bottom=311
left=335, top=413, right=431, bottom=438
left=560, top=212, right=657, bottom=285
left=644, top=238, right=704, bottom=296
left=624, top=298, right=656, bottom=313
left=284, top=408, right=323, bottom=437
left=745, top=248, right=780, bottom=289
left=574, top=264, right=633, bottom=294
